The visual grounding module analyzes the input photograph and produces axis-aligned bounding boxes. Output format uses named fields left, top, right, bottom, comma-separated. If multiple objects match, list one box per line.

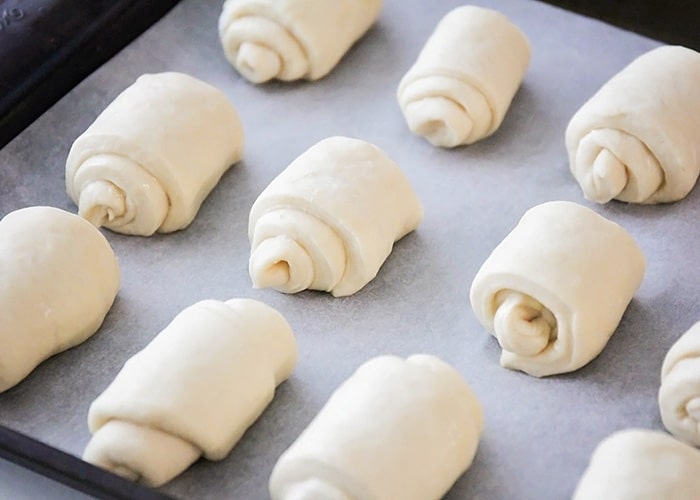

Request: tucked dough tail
left=66, top=72, right=243, bottom=235
left=469, top=201, right=645, bottom=377
left=573, top=429, right=700, bottom=500
left=566, top=45, right=700, bottom=204
left=83, top=298, right=297, bottom=487
left=248, top=136, right=423, bottom=297
left=269, top=354, right=483, bottom=500
left=659, top=321, right=700, bottom=446
left=397, top=6, right=530, bottom=148
left=218, top=0, right=383, bottom=83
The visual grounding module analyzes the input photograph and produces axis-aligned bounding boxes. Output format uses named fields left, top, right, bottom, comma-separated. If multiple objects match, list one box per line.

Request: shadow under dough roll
left=66, top=72, right=244, bottom=236
left=566, top=45, right=700, bottom=204
left=83, top=298, right=297, bottom=487
left=572, top=429, right=700, bottom=500
left=218, top=0, right=383, bottom=83
left=659, top=321, right=700, bottom=446
left=470, top=201, right=645, bottom=377
left=269, top=354, right=483, bottom=500
left=397, top=5, right=530, bottom=148
left=248, top=136, right=423, bottom=297
left=0, top=206, right=119, bottom=393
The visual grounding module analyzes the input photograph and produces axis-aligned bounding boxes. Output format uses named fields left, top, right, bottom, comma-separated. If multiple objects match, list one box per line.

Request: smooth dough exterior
left=218, top=0, right=383, bottom=83
left=659, top=321, right=700, bottom=446
left=269, top=354, right=483, bottom=500
left=566, top=45, right=700, bottom=204
left=572, top=429, right=700, bottom=500
left=83, top=298, right=297, bottom=487
left=66, top=72, right=244, bottom=236
left=397, top=5, right=530, bottom=148
left=248, top=136, right=423, bottom=297
left=0, top=206, right=119, bottom=393
left=469, top=201, right=645, bottom=377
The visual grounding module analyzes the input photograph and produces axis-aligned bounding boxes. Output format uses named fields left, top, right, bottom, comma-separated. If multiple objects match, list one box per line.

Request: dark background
left=539, top=0, right=700, bottom=50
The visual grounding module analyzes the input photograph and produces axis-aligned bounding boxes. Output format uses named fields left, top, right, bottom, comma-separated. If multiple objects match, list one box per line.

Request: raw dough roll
left=66, top=72, right=244, bottom=236
left=469, top=201, right=645, bottom=377
left=248, top=136, right=423, bottom=297
left=218, top=0, right=383, bottom=84
left=566, top=45, right=700, bottom=204
left=0, top=206, right=119, bottom=393
left=397, top=6, right=530, bottom=148
left=83, top=298, right=297, bottom=487
left=572, top=429, right=700, bottom=500
left=659, top=321, right=700, bottom=445
left=269, top=354, right=483, bottom=500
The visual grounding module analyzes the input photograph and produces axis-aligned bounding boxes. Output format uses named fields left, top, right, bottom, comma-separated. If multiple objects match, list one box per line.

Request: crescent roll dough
left=66, top=72, right=244, bottom=236
left=248, top=136, right=423, bottom=297
left=0, top=206, right=119, bottom=393
left=218, top=0, right=383, bottom=83
left=83, top=298, right=297, bottom=487
left=269, top=355, right=483, bottom=500
left=470, top=201, right=645, bottom=377
left=659, top=321, right=700, bottom=446
left=566, top=45, right=700, bottom=204
left=573, top=429, right=700, bottom=500
left=397, top=6, right=530, bottom=148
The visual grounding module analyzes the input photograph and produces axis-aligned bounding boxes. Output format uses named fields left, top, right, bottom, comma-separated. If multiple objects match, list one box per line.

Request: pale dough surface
left=248, top=136, right=423, bottom=297
left=66, top=72, right=244, bottom=235
left=659, top=321, right=700, bottom=446
left=397, top=5, right=530, bottom=148
left=219, top=0, right=382, bottom=83
left=269, top=354, right=483, bottom=500
left=566, top=45, right=700, bottom=204
left=0, top=206, right=119, bottom=393
left=470, top=201, right=645, bottom=377
left=83, top=298, right=297, bottom=487
left=572, top=429, right=700, bottom=500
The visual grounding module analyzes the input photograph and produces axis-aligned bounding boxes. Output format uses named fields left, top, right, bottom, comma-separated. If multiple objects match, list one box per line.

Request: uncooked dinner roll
left=248, top=136, right=423, bottom=297
left=397, top=6, right=530, bottom=148
left=269, top=354, right=483, bottom=500
left=218, top=0, right=382, bottom=83
left=0, top=206, right=119, bottom=393
left=83, top=298, right=296, bottom=487
left=659, top=321, right=700, bottom=446
left=470, top=201, right=645, bottom=377
left=566, top=45, right=700, bottom=204
left=572, top=429, right=700, bottom=500
left=66, top=72, right=244, bottom=236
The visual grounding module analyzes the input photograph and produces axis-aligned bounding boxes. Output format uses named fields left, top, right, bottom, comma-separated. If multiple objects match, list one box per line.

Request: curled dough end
left=494, top=291, right=556, bottom=358
left=404, top=97, right=474, bottom=148
left=236, top=41, right=283, bottom=84
left=83, top=420, right=200, bottom=487
left=659, top=321, right=700, bottom=446
left=249, top=235, right=314, bottom=293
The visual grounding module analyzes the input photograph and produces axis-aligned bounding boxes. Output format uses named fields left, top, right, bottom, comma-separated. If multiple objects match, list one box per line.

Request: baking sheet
left=0, top=0, right=695, bottom=498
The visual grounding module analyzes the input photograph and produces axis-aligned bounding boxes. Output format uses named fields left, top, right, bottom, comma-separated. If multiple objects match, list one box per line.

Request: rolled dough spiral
left=397, top=6, right=530, bottom=148
left=470, top=201, right=645, bottom=377
left=269, top=354, right=483, bottom=500
left=83, top=298, right=297, bottom=487
left=573, top=429, right=700, bottom=500
left=248, top=136, right=423, bottom=297
left=218, top=0, right=382, bottom=83
left=566, top=45, right=700, bottom=204
left=0, top=206, right=119, bottom=393
left=66, top=72, right=244, bottom=236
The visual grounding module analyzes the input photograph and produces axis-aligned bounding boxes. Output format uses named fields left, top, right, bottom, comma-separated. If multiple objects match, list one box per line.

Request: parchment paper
left=1, top=0, right=696, bottom=498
